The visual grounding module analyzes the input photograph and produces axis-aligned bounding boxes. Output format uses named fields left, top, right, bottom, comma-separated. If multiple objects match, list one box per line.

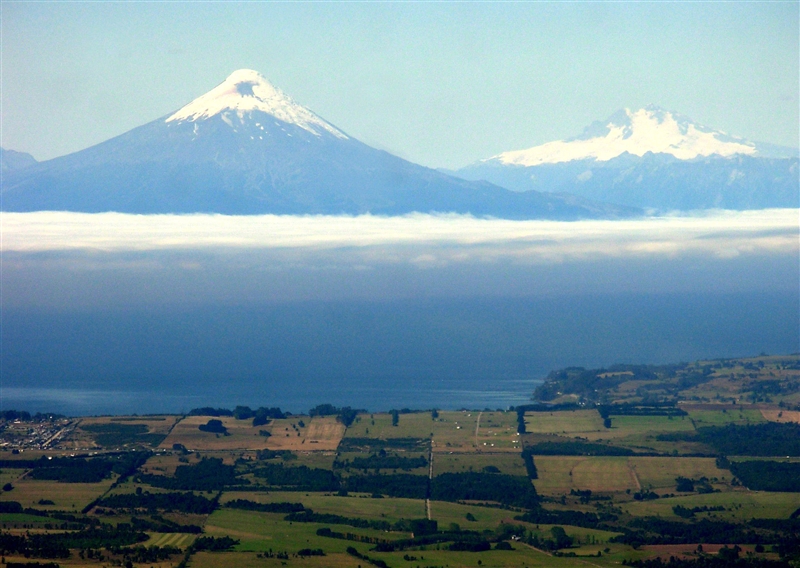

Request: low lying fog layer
left=3, top=208, right=795, bottom=254
left=2, top=209, right=797, bottom=306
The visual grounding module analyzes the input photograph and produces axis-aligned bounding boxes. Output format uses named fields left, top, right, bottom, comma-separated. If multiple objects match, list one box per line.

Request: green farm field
left=524, top=409, right=604, bottom=435
left=205, top=508, right=405, bottom=553
left=3, top=477, right=115, bottom=511
left=629, top=457, right=731, bottom=489
left=219, top=491, right=426, bottom=522
left=145, top=532, right=197, bottom=548
left=532, top=456, right=733, bottom=495
left=622, top=490, right=800, bottom=520
left=433, top=451, right=527, bottom=477
left=686, top=408, right=767, bottom=427
left=532, top=456, right=638, bottom=494
left=344, top=410, right=522, bottom=452
left=345, top=412, right=436, bottom=440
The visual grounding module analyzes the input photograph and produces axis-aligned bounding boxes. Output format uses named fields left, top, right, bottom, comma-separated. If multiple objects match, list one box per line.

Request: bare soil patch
left=762, top=409, right=800, bottom=423
left=265, top=417, right=345, bottom=451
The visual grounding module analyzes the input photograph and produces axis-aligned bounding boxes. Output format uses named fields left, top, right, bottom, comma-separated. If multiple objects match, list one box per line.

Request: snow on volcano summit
left=492, top=106, right=757, bottom=167
left=166, top=69, right=347, bottom=139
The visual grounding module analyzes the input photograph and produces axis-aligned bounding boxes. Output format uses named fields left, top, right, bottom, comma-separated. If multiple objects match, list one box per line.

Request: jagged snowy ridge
left=492, top=107, right=758, bottom=167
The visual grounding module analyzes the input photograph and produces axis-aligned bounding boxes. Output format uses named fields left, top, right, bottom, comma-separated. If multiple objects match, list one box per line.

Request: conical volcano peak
left=166, top=69, right=347, bottom=139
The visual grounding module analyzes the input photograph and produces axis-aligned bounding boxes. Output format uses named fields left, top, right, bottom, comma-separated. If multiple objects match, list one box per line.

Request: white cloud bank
left=2, top=209, right=797, bottom=307
left=2, top=209, right=797, bottom=262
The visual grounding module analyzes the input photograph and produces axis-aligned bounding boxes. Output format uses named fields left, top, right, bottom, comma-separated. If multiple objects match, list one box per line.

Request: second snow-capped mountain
left=1, top=70, right=631, bottom=219
left=457, top=106, right=798, bottom=211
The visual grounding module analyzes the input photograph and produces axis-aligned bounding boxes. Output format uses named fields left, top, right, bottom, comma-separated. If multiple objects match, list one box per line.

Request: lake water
left=2, top=291, right=797, bottom=416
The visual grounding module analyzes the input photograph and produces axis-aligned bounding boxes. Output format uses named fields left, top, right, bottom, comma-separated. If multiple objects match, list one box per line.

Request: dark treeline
left=624, top=555, right=789, bottom=568
left=188, top=406, right=286, bottom=427
left=286, top=510, right=393, bottom=532
left=521, top=448, right=538, bottom=479
left=29, top=459, right=114, bottom=483
left=597, top=403, right=686, bottom=418
left=249, top=466, right=543, bottom=506
left=188, top=406, right=285, bottom=419
left=338, top=437, right=427, bottom=451
left=0, top=410, right=64, bottom=422
left=252, top=463, right=339, bottom=491
left=0, top=502, right=25, bottom=514
left=672, top=505, right=725, bottom=519
left=448, top=540, right=492, bottom=552
left=137, top=457, right=244, bottom=491
left=316, top=527, right=390, bottom=545
left=516, top=407, right=527, bottom=434
left=129, top=516, right=202, bottom=534
left=335, top=453, right=428, bottom=471
left=224, top=499, right=305, bottom=513
left=97, top=491, right=217, bottom=514
left=516, top=508, right=606, bottom=529
left=188, top=407, right=233, bottom=417
left=729, top=460, right=800, bottom=491
left=308, top=404, right=361, bottom=427
left=373, top=529, right=497, bottom=553
left=290, top=510, right=436, bottom=538
left=255, top=449, right=295, bottom=461
left=430, top=472, right=539, bottom=509
left=0, top=504, right=99, bottom=529
left=525, top=441, right=636, bottom=456
left=113, top=544, right=182, bottom=564
left=527, top=526, right=574, bottom=551
left=346, top=545, right=390, bottom=568
left=191, top=536, right=239, bottom=551
left=612, top=518, right=771, bottom=546
left=79, top=423, right=165, bottom=447
left=660, top=423, right=800, bottom=456
left=343, top=473, right=428, bottom=499
left=514, top=403, right=583, bottom=413
left=1, top=452, right=149, bottom=484
left=244, top=465, right=542, bottom=508
left=0, top=525, right=148, bottom=559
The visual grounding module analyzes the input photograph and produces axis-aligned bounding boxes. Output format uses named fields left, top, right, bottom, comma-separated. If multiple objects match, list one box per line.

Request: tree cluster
left=97, top=491, right=217, bottom=514
left=137, top=457, right=243, bottom=491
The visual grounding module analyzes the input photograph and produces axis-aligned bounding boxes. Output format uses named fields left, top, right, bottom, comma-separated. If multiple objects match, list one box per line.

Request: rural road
left=475, top=411, right=483, bottom=448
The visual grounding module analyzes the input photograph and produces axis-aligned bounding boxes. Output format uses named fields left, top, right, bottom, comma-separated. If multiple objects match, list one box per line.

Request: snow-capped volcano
left=457, top=107, right=798, bottom=211
left=166, top=69, right=347, bottom=139
left=492, top=106, right=758, bottom=167
left=1, top=70, right=633, bottom=219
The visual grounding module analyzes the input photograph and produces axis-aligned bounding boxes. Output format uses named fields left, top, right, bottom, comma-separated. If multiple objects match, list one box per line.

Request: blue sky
left=2, top=1, right=798, bottom=168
